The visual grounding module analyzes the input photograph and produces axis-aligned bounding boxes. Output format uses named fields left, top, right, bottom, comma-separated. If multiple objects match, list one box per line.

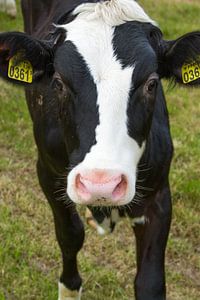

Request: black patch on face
left=113, top=22, right=159, bottom=83
left=113, top=22, right=160, bottom=146
left=54, top=41, right=99, bottom=166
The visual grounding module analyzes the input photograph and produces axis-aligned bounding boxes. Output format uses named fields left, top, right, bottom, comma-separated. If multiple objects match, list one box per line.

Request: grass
left=0, top=1, right=200, bottom=299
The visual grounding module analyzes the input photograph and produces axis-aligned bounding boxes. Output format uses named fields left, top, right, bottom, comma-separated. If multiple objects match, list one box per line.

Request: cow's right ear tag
left=8, top=53, right=33, bottom=83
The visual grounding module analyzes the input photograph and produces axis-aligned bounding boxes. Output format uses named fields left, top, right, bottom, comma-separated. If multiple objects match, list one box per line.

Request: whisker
left=135, top=191, right=144, bottom=198
left=55, top=193, right=75, bottom=210
left=56, top=176, right=67, bottom=182
left=137, top=167, right=152, bottom=172
left=65, top=165, right=75, bottom=172
left=136, top=185, right=154, bottom=192
left=137, top=163, right=148, bottom=168
left=136, top=178, right=146, bottom=183
left=55, top=193, right=67, bottom=202
left=53, top=187, right=66, bottom=194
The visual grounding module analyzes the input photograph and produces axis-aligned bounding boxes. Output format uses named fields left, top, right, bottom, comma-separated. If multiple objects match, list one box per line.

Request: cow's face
left=53, top=8, right=160, bottom=206
left=0, top=0, right=200, bottom=206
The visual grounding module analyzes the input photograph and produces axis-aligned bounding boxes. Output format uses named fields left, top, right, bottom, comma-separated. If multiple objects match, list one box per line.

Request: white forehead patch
left=73, top=0, right=156, bottom=26
left=63, top=12, right=143, bottom=162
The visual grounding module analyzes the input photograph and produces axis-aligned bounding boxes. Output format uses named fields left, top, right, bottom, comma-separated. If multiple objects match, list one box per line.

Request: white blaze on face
left=62, top=1, right=149, bottom=205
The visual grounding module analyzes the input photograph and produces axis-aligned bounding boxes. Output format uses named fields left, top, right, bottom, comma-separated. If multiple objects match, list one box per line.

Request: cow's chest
left=86, top=207, right=146, bottom=235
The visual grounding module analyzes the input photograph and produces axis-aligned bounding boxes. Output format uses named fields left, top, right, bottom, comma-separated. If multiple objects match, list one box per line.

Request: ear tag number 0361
left=182, top=61, right=200, bottom=84
left=8, top=54, right=33, bottom=83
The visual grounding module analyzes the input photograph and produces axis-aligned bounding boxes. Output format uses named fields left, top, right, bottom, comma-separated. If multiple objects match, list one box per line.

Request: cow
left=0, top=0, right=200, bottom=299
left=0, top=0, right=16, bottom=18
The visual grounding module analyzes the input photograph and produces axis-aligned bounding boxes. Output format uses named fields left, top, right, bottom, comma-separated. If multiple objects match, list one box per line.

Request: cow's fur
left=0, top=1, right=200, bottom=299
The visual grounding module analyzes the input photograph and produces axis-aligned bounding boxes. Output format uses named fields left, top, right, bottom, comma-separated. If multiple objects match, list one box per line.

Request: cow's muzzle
left=67, top=168, right=133, bottom=206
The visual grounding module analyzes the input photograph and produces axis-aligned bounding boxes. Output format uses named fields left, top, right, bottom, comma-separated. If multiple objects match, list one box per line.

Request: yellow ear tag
left=182, top=61, right=200, bottom=84
left=8, top=53, right=33, bottom=83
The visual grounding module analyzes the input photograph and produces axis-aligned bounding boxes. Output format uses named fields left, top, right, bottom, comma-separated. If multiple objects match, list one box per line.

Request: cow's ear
left=0, top=32, right=54, bottom=85
left=159, top=31, right=200, bottom=85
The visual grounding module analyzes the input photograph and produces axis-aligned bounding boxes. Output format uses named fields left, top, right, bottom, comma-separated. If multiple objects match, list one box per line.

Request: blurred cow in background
left=0, top=0, right=17, bottom=18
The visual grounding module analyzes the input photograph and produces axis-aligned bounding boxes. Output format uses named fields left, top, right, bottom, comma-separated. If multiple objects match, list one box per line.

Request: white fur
left=132, top=215, right=146, bottom=227
left=58, top=282, right=82, bottom=300
left=97, top=224, right=106, bottom=235
left=73, top=0, right=156, bottom=26
left=100, top=217, right=111, bottom=233
left=64, top=13, right=145, bottom=205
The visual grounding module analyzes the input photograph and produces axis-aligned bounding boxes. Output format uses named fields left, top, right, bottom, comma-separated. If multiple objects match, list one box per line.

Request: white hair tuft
left=73, top=0, right=156, bottom=26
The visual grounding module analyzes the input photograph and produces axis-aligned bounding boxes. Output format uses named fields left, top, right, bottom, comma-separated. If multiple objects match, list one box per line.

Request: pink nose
left=75, top=170, right=127, bottom=204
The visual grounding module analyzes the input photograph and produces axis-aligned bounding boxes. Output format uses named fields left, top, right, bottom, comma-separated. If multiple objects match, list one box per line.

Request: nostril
left=76, top=174, right=81, bottom=189
left=112, top=175, right=127, bottom=200
left=76, top=174, right=90, bottom=196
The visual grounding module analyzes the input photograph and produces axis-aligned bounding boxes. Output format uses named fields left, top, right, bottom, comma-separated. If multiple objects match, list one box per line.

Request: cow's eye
left=52, top=77, right=64, bottom=92
left=147, top=79, right=158, bottom=93
left=145, top=74, right=159, bottom=95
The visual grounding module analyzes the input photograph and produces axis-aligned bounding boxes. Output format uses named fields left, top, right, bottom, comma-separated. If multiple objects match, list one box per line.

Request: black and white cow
left=0, top=0, right=200, bottom=299
left=0, top=0, right=16, bottom=18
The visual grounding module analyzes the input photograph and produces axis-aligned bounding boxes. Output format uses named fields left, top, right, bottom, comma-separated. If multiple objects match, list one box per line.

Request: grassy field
left=0, top=1, right=200, bottom=299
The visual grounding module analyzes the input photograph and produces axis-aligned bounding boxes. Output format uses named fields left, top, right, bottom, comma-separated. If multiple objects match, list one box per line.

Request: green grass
left=0, top=1, right=200, bottom=299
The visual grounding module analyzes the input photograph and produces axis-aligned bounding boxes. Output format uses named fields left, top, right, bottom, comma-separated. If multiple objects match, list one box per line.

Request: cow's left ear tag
left=182, top=61, right=200, bottom=84
left=8, top=53, right=33, bottom=83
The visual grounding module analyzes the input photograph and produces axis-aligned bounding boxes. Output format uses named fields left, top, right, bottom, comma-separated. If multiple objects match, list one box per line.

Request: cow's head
left=0, top=0, right=200, bottom=206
